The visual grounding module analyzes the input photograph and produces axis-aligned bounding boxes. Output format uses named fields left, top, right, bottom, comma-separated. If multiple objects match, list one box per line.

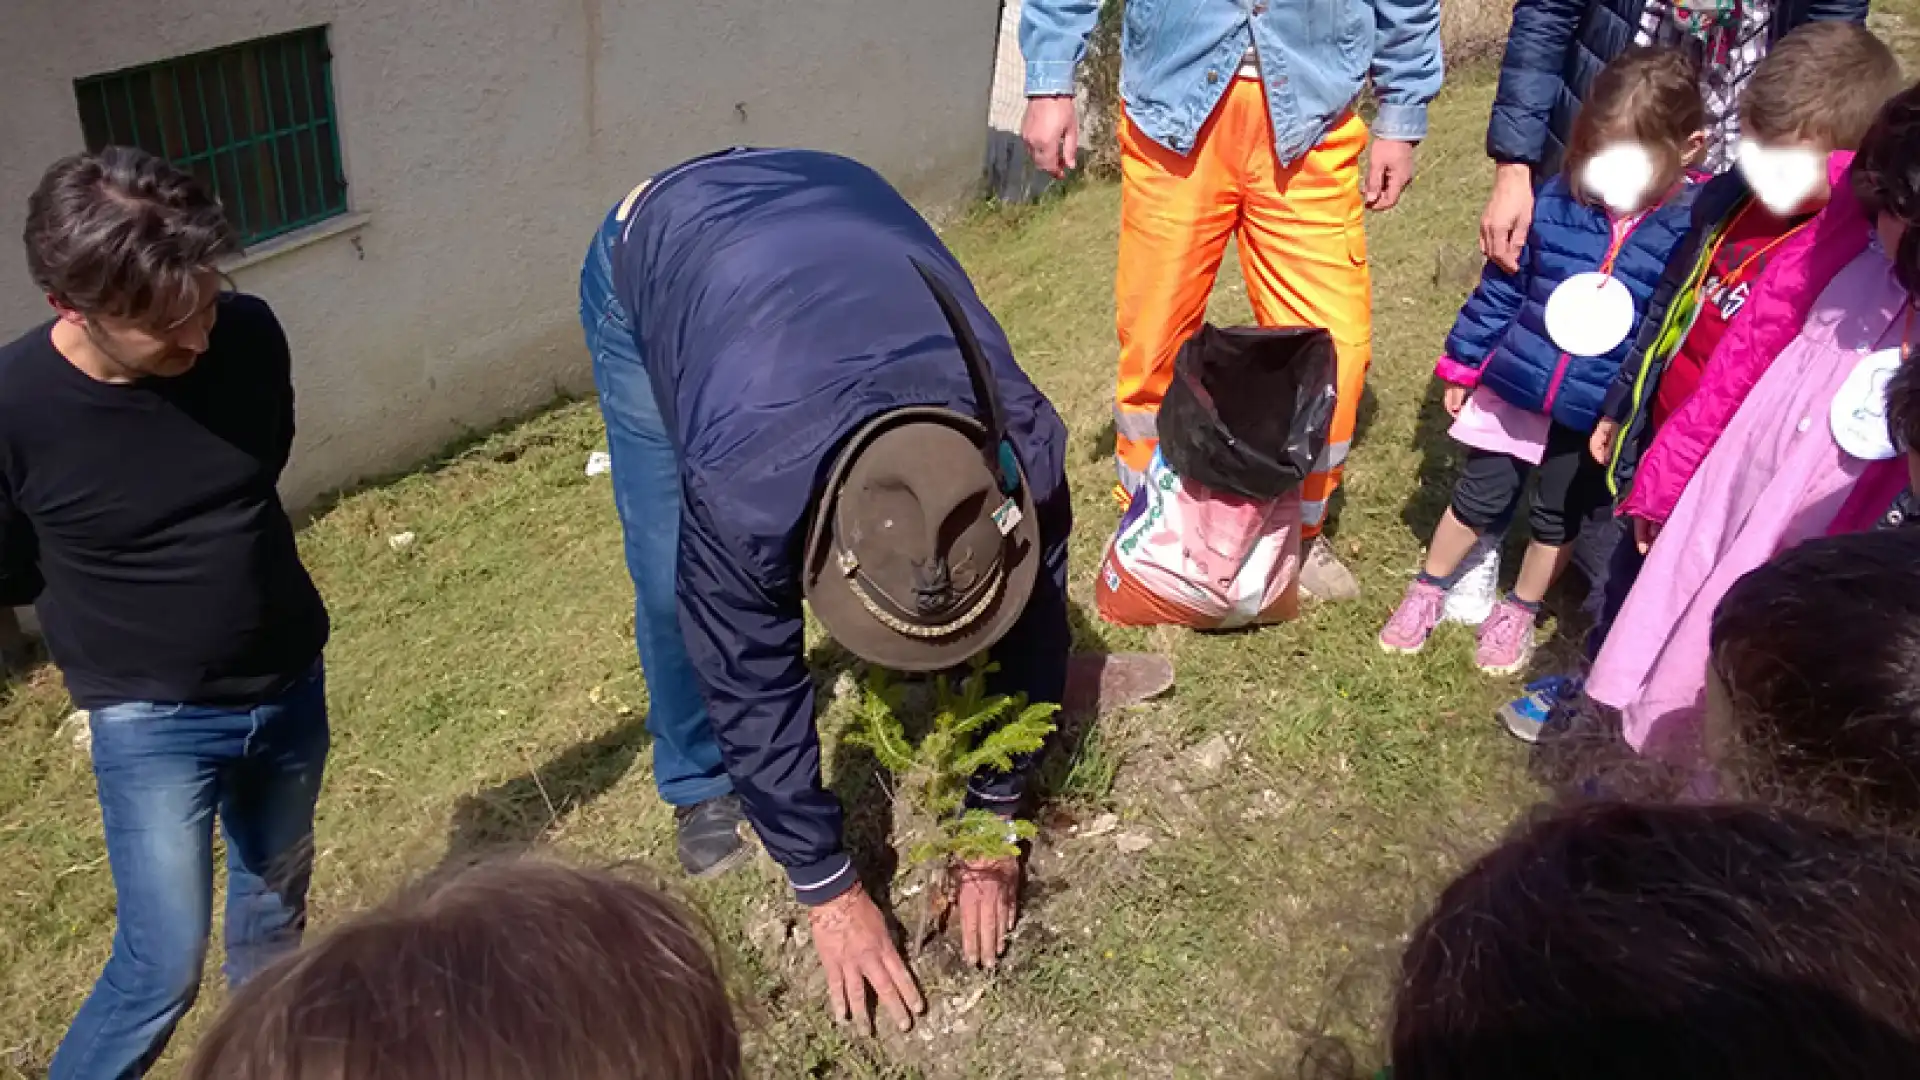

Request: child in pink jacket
left=1588, top=84, right=1920, bottom=761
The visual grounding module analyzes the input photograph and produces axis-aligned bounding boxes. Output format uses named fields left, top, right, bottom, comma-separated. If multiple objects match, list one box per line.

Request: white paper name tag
left=1830, top=347, right=1904, bottom=461
left=992, top=497, right=1023, bottom=536
left=1544, top=272, right=1636, bottom=357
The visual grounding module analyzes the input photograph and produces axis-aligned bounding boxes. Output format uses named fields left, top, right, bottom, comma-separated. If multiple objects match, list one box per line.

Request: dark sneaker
left=674, top=795, right=749, bottom=879
left=1498, top=675, right=1581, bottom=743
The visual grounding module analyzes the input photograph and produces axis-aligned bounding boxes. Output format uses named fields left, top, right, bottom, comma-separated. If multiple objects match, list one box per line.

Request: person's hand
left=954, top=855, right=1021, bottom=969
left=1632, top=515, right=1662, bottom=554
left=1022, top=96, right=1080, bottom=179
left=807, top=886, right=925, bottom=1034
left=1481, top=162, right=1535, bottom=274
left=1590, top=419, right=1620, bottom=465
left=1443, top=384, right=1468, bottom=418
left=1364, top=138, right=1418, bottom=212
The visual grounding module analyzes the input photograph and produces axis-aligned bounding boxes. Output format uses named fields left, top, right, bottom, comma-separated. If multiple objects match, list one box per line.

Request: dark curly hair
left=1851, top=82, right=1920, bottom=294
left=1710, top=529, right=1920, bottom=830
left=1887, top=345, right=1920, bottom=453
left=1392, top=802, right=1920, bottom=1080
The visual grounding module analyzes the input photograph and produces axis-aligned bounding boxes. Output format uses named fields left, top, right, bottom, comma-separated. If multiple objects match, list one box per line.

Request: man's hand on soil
left=808, top=885, right=925, bottom=1034
left=954, top=854, right=1021, bottom=969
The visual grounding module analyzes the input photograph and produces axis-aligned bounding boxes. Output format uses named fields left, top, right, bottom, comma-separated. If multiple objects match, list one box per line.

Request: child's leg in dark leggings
left=1513, top=425, right=1611, bottom=604
left=1431, top=449, right=1529, bottom=582
left=1584, top=516, right=1645, bottom=659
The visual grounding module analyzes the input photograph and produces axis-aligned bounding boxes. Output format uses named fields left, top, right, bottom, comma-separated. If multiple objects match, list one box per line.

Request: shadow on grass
left=1399, top=377, right=1467, bottom=547
left=1350, top=384, right=1382, bottom=454
left=444, top=712, right=653, bottom=860
left=294, top=388, right=587, bottom=528
left=1032, top=602, right=1118, bottom=805
left=1086, top=418, right=1118, bottom=466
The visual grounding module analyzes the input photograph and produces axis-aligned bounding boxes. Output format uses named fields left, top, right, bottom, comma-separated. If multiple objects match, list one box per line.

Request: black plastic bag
left=1157, top=324, right=1337, bottom=501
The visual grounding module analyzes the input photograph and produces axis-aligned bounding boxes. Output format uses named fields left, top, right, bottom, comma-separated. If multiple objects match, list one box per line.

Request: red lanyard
left=1597, top=210, right=1650, bottom=277
left=1596, top=181, right=1692, bottom=277
left=1704, top=202, right=1814, bottom=296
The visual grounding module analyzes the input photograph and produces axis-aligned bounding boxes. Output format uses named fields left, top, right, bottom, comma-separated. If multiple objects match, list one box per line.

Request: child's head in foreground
left=1708, top=528, right=1920, bottom=830
left=1564, top=46, right=1705, bottom=213
left=1737, top=22, right=1902, bottom=215
left=1390, top=801, right=1920, bottom=1079
left=184, top=855, right=741, bottom=1080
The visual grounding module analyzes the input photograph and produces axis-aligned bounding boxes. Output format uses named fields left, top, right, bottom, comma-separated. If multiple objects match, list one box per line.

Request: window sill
left=224, top=212, right=372, bottom=272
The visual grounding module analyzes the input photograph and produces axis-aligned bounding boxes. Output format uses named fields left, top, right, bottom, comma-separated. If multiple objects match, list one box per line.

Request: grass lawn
left=4, top=37, right=1911, bottom=1073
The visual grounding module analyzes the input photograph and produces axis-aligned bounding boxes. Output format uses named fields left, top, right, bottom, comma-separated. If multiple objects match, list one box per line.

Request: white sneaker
left=1442, top=535, right=1501, bottom=627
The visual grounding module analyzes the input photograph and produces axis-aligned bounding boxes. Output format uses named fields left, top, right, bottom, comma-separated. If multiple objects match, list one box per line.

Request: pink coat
left=1588, top=245, right=1900, bottom=756
left=1619, top=152, right=1867, bottom=525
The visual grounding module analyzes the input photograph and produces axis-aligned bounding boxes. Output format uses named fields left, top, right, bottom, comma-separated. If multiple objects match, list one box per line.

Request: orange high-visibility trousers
left=1114, top=76, right=1372, bottom=539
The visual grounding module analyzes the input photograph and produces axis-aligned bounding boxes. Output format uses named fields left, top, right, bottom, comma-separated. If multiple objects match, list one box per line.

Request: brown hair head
left=1710, top=529, right=1920, bottom=832
left=22, top=146, right=239, bottom=327
left=1391, top=802, right=1920, bottom=1080
left=1563, top=45, right=1706, bottom=201
left=1742, top=22, right=1902, bottom=151
left=184, top=855, right=742, bottom=1080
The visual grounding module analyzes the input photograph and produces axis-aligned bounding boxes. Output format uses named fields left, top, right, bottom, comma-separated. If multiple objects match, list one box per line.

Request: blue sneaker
left=1498, top=675, right=1581, bottom=744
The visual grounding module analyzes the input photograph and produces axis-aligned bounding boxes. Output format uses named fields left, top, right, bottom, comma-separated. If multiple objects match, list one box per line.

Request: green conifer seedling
left=840, top=657, right=1058, bottom=949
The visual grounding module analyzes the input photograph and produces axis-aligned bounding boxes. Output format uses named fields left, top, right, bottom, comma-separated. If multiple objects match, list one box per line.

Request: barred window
left=74, top=27, right=348, bottom=247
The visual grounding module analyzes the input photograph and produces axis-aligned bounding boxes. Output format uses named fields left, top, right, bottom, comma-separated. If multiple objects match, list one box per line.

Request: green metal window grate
left=74, top=27, right=348, bottom=247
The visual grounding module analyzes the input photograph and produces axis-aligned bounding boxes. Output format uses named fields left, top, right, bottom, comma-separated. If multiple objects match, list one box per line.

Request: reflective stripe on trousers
left=1112, top=76, right=1372, bottom=534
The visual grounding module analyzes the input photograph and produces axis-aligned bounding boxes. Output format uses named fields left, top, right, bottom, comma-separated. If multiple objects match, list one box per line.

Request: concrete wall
left=0, top=0, right=999, bottom=508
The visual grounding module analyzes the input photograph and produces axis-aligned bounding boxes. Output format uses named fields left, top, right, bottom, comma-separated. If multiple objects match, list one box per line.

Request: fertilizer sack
left=1097, top=325, right=1337, bottom=629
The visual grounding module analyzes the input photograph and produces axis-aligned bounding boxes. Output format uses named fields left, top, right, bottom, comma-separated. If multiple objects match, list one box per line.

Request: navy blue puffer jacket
left=1487, top=0, right=1868, bottom=175
left=1440, top=175, right=1698, bottom=433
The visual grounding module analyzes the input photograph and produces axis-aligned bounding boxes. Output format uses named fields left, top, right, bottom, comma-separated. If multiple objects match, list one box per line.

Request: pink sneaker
left=1379, top=579, right=1446, bottom=654
left=1475, top=598, right=1538, bottom=675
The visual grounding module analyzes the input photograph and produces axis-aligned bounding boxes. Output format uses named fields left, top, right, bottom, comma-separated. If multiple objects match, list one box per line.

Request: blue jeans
left=52, top=661, right=329, bottom=1080
left=580, top=202, right=732, bottom=808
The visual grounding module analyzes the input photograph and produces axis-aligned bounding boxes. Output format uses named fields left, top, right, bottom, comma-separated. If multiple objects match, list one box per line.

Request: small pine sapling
left=840, top=656, right=1058, bottom=952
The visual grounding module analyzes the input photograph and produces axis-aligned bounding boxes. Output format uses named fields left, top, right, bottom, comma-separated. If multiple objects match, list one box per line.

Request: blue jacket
left=614, top=149, right=1072, bottom=907
left=1488, top=0, right=1867, bottom=175
left=1441, top=175, right=1697, bottom=433
left=1020, top=0, right=1442, bottom=164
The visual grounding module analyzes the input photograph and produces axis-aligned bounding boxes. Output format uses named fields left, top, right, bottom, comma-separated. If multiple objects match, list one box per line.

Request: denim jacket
left=1020, top=0, right=1442, bottom=164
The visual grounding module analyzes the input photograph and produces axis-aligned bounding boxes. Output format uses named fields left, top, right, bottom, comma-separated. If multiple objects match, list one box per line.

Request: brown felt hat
left=803, top=407, right=1039, bottom=672
left=802, top=259, right=1040, bottom=672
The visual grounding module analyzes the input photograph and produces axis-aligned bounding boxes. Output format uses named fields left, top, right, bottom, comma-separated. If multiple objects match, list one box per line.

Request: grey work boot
left=674, top=794, right=749, bottom=879
left=1299, top=537, right=1361, bottom=603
